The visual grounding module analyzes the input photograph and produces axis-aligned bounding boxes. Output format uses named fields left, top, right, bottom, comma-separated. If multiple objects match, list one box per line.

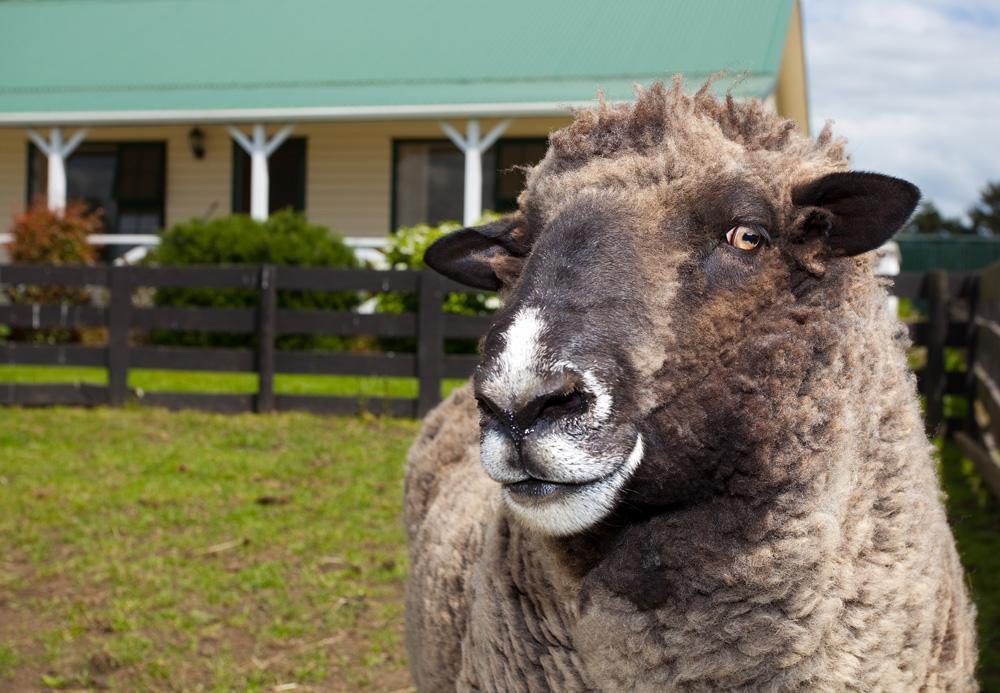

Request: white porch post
left=439, top=119, right=510, bottom=226
left=227, top=123, right=294, bottom=221
left=26, top=127, right=89, bottom=213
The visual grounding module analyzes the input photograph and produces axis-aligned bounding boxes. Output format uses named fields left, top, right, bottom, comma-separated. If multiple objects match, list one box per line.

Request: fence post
left=417, top=269, right=445, bottom=417
left=962, top=275, right=980, bottom=434
left=924, top=270, right=948, bottom=435
left=107, top=266, right=131, bottom=406
left=256, top=265, right=277, bottom=413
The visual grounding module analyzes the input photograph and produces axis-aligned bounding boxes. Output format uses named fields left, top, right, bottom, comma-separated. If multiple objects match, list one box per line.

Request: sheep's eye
left=725, top=225, right=766, bottom=251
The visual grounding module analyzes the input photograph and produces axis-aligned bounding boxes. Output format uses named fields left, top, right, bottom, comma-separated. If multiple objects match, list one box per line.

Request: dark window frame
left=231, top=137, right=307, bottom=215
left=489, top=136, right=548, bottom=215
left=390, top=137, right=471, bottom=232
left=390, top=136, right=547, bottom=232
left=25, top=139, right=167, bottom=233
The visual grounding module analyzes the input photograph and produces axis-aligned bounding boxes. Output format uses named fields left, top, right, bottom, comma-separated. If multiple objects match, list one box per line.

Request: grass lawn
left=0, top=405, right=997, bottom=690
left=0, top=407, right=420, bottom=691
left=938, top=441, right=1000, bottom=689
left=0, top=365, right=466, bottom=399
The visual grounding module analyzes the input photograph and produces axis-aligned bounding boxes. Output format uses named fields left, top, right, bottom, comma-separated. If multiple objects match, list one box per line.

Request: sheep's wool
left=403, top=79, right=978, bottom=691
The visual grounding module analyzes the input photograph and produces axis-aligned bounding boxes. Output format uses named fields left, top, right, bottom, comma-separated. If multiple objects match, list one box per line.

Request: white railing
left=0, top=233, right=390, bottom=267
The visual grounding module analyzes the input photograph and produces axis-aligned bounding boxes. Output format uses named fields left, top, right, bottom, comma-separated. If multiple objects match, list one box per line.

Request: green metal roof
left=0, top=0, right=794, bottom=124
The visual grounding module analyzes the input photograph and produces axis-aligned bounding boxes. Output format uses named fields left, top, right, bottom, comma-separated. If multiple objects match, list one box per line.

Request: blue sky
left=801, top=0, right=1000, bottom=219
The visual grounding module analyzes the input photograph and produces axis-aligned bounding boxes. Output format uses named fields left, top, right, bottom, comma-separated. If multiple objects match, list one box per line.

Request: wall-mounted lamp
left=188, top=127, right=206, bottom=159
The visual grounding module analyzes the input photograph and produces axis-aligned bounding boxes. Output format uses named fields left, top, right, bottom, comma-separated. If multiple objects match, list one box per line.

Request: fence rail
left=955, top=261, right=1000, bottom=499
left=0, top=265, right=985, bottom=429
left=0, top=264, right=487, bottom=417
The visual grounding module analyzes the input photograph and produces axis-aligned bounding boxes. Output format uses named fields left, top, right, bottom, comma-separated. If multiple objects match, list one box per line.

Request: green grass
left=0, top=407, right=419, bottom=691
left=0, top=364, right=465, bottom=399
left=938, top=441, right=1000, bottom=689
left=0, top=403, right=996, bottom=689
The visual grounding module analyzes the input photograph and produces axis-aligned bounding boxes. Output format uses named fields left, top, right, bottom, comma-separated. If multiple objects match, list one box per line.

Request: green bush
left=377, top=216, right=500, bottom=354
left=149, top=211, right=359, bottom=349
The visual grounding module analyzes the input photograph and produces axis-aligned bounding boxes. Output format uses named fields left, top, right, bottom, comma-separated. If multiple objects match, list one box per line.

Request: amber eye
left=725, top=225, right=766, bottom=251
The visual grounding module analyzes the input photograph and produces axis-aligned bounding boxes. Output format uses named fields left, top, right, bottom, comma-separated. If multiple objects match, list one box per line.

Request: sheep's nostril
left=475, top=377, right=591, bottom=440
left=535, top=388, right=587, bottom=421
left=518, top=384, right=589, bottom=430
left=476, top=394, right=517, bottom=435
left=476, top=394, right=502, bottom=420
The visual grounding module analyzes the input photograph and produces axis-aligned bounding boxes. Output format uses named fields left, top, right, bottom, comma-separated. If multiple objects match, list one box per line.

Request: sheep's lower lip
left=504, top=477, right=599, bottom=500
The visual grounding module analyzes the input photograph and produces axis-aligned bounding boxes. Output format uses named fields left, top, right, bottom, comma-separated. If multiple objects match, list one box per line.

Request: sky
left=801, top=0, right=1000, bottom=220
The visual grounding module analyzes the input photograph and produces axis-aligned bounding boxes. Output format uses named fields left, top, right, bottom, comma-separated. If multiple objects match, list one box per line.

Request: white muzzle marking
left=502, top=434, right=645, bottom=536
left=477, top=304, right=642, bottom=535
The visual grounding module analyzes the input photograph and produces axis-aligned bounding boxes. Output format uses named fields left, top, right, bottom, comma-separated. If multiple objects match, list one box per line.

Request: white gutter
left=0, top=101, right=591, bottom=127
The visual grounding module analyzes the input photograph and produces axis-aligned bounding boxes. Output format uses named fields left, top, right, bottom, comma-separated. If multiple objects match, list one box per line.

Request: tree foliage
left=969, top=182, right=1000, bottom=237
left=903, top=201, right=968, bottom=235
left=902, top=181, right=999, bottom=237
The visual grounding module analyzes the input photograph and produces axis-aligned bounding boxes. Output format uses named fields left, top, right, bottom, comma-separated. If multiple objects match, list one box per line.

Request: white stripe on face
left=580, top=368, right=613, bottom=422
left=479, top=306, right=548, bottom=409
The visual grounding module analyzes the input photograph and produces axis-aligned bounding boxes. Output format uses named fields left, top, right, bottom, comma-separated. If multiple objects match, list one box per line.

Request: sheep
left=403, top=78, right=979, bottom=691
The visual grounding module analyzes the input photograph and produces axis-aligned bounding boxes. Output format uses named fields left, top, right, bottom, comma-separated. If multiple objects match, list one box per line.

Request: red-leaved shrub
left=7, top=198, right=101, bottom=266
left=4, top=199, right=103, bottom=343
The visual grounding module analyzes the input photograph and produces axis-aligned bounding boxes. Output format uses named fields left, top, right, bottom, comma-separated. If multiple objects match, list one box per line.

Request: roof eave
left=0, top=100, right=596, bottom=127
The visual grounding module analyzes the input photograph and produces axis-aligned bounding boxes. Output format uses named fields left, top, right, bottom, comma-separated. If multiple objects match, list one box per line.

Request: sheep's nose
left=476, top=373, right=589, bottom=439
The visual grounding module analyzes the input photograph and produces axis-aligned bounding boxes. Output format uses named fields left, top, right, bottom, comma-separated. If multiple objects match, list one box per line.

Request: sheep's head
left=425, top=80, right=919, bottom=537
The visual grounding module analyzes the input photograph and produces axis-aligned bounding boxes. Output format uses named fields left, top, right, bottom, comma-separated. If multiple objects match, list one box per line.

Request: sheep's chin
left=501, top=434, right=644, bottom=536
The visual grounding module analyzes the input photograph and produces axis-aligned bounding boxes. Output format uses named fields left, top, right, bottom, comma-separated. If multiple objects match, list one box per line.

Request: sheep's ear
left=792, top=172, right=920, bottom=256
left=423, top=216, right=528, bottom=290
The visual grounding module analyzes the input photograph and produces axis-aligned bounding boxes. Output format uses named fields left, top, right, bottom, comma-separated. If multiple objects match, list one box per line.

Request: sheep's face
left=425, top=107, right=918, bottom=537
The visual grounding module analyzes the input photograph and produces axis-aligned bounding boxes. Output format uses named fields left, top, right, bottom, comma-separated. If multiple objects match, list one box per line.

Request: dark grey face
left=466, top=201, right=651, bottom=535
left=424, top=171, right=920, bottom=537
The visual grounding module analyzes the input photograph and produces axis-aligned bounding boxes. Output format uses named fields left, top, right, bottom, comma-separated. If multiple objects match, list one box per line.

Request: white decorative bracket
left=227, top=124, right=295, bottom=221
left=439, top=119, right=510, bottom=226
left=26, top=127, right=89, bottom=213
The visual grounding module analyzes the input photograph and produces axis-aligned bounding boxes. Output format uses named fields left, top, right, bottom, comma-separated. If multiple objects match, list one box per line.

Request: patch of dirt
left=0, top=554, right=414, bottom=691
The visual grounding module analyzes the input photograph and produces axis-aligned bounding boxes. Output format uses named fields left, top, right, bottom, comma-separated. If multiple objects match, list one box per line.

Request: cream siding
left=0, top=125, right=232, bottom=229
left=0, top=118, right=570, bottom=239
left=73, top=125, right=232, bottom=226
left=299, top=118, right=569, bottom=236
left=0, top=128, right=25, bottom=224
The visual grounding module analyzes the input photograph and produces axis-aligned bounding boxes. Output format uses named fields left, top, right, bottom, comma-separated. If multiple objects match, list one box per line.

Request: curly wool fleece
left=403, top=80, right=978, bottom=691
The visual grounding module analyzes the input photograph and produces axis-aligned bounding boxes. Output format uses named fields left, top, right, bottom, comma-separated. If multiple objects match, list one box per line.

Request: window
left=27, top=141, right=166, bottom=233
left=491, top=139, right=548, bottom=214
left=391, top=137, right=547, bottom=230
left=232, top=137, right=306, bottom=214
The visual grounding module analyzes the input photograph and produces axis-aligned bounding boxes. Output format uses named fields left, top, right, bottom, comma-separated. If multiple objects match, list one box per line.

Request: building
left=0, top=0, right=807, bottom=258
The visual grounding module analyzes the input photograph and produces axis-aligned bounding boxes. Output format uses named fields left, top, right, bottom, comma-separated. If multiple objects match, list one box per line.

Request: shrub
left=4, top=199, right=102, bottom=343
left=149, top=211, right=360, bottom=349
left=6, top=198, right=100, bottom=267
left=377, top=216, right=500, bottom=354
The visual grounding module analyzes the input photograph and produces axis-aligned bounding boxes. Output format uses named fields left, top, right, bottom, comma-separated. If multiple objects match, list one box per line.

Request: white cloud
left=801, top=0, right=1000, bottom=219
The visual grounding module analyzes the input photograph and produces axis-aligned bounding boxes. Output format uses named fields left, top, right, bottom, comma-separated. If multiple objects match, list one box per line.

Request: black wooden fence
left=954, top=261, right=1000, bottom=499
left=894, top=269, right=979, bottom=435
left=0, top=265, right=490, bottom=417
left=0, top=265, right=986, bottom=430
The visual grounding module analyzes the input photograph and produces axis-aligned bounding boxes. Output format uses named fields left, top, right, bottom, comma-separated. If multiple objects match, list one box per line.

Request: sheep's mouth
left=504, top=476, right=600, bottom=500
left=502, top=470, right=618, bottom=507
left=499, top=434, right=645, bottom=536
